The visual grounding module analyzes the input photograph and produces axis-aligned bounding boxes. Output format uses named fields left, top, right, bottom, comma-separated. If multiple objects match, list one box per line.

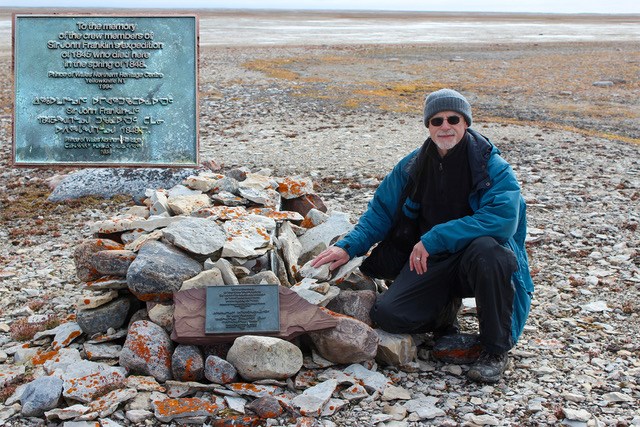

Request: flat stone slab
left=48, top=168, right=193, bottom=202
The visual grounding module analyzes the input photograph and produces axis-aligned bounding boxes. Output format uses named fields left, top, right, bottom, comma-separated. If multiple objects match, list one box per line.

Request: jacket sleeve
left=334, top=152, right=413, bottom=258
left=421, top=154, right=521, bottom=255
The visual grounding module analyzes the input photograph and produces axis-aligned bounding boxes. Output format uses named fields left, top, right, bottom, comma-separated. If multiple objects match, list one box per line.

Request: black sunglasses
left=429, top=115, right=462, bottom=127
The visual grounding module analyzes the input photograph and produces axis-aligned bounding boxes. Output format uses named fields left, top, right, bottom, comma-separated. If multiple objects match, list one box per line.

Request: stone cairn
left=3, top=168, right=422, bottom=426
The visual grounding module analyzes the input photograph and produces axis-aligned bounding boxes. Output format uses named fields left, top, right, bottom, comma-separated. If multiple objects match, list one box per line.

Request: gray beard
left=433, top=139, right=458, bottom=153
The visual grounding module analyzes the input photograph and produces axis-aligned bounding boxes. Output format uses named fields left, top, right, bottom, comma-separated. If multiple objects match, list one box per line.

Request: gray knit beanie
left=423, top=88, right=472, bottom=127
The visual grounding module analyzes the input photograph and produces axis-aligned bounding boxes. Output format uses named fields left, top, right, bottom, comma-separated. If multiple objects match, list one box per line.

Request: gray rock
left=211, top=258, right=239, bottom=285
left=404, top=395, right=445, bottom=420
left=181, top=268, right=224, bottom=290
left=84, top=276, right=129, bottom=291
left=238, top=270, right=281, bottom=285
left=277, top=221, right=302, bottom=281
left=292, top=379, right=338, bottom=417
left=290, top=279, right=340, bottom=306
left=343, top=363, right=390, bottom=393
left=126, top=409, right=154, bottom=423
left=225, top=167, right=248, bottom=182
left=214, top=176, right=240, bottom=194
left=75, top=290, right=119, bottom=310
left=126, top=241, right=202, bottom=302
left=299, top=261, right=331, bottom=282
left=325, top=290, right=376, bottom=326
left=152, top=397, right=220, bottom=422
left=172, top=345, right=204, bottom=382
left=592, top=80, right=614, bottom=87
left=204, top=355, right=238, bottom=384
left=120, top=320, right=174, bottom=382
left=224, top=396, right=247, bottom=414
left=60, top=360, right=127, bottom=403
left=375, top=329, right=417, bottom=366
left=304, top=208, right=329, bottom=228
left=340, top=382, right=369, bottom=401
left=563, top=407, right=592, bottom=422
left=44, top=404, right=90, bottom=421
left=48, top=168, right=193, bottom=202
left=329, top=256, right=365, bottom=284
left=210, top=190, right=247, bottom=206
left=74, top=238, right=124, bottom=282
left=298, top=212, right=353, bottom=261
left=276, top=176, right=315, bottom=199
left=382, top=384, right=412, bottom=401
left=245, top=395, right=284, bottom=418
left=50, top=322, right=84, bottom=350
left=308, top=311, right=379, bottom=364
left=129, top=216, right=184, bottom=232
left=222, top=219, right=272, bottom=258
left=20, top=376, right=63, bottom=417
left=147, top=303, right=174, bottom=331
left=85, top=388, right=138, bottom=419
left=83, top=342, right=122, bottom=361
left=226, top=335, right=303, bottom=381
left=147, top=189, right=171, bottom=216
left=183, top=173, right=221, bottom=192
left=163, top=217, right=226, bottom=257
left=167, top=194, right=212, bottom=215
left=43, top=348, right=83, bottom=376
left=238, top=187, right=280, bottom=206
left=93, top=250, right=137, bottom=277
left=77, top=297, right=131, bottom=337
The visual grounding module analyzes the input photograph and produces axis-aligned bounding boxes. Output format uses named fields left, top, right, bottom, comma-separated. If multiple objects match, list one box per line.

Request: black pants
left=369, top=236, right=517, bottom=354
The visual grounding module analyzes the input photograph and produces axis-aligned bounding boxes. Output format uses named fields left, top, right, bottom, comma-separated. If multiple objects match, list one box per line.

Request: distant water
left=196, top=13, right=640, bottom=45
left=2, top=12, right=639, bottom=47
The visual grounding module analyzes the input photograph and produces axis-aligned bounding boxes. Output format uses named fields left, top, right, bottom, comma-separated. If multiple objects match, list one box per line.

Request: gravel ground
left=1, top=21, right=639, bottom=426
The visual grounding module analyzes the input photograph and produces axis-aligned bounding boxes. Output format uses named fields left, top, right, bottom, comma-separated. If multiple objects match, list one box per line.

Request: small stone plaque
left=205, top=285, right=281, bottom=335
left=12, top=14, right=198, bottom=167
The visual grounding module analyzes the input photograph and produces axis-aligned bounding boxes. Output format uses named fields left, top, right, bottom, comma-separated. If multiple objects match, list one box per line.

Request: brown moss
left=0, top=182, right=132, bottom=247
left=9, top=315, right=60, bottom=342
left=240, top=43, right=639, bottom=143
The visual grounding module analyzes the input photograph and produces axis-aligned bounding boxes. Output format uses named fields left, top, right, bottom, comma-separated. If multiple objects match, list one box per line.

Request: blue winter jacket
left=335, top=129, right=534, bottom=343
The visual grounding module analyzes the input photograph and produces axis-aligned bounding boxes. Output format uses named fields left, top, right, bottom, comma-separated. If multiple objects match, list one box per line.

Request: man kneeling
left=312, top=88, right=534, bottom=383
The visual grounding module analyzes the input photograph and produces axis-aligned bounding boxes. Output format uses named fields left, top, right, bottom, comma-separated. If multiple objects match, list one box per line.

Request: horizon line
left=2, top=6, right=640, bottom=16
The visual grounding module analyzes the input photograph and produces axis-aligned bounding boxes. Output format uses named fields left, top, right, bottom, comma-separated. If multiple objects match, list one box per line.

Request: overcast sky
left=4, top=0, right=640, bottom=14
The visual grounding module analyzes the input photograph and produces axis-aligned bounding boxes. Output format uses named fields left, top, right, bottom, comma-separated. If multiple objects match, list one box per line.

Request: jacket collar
left=404, top=128, right=495, bottom=191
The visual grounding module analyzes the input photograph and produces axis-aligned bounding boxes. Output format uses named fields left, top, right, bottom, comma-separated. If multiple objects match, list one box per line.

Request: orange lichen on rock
left=182, top=358, right=197, bottom=381
left=319, top=307, right=350, bottom=319
left=299, top=217, right=315, bottom=229
left=129, top=290, right=174, bottom=302
left=227, top=383, right=277, bottom=396
left=63, top=370, right=125, bottom=402
left=31, top=349, right=59, bottom=366
left=153, top=397, right=219, bottom=419
left=126, top=328, right=152, bottom=362
left=53, top=329, right=82, bottom=350
left=256, top=227, right=271, bottom=241
left=228, top=383, right=262, bottom=393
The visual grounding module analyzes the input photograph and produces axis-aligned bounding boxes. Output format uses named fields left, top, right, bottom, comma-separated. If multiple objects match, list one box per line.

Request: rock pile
left=1, top=167, right=423, bottom=426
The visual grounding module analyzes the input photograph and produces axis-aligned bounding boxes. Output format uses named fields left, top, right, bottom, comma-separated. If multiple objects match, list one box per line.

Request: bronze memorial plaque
left=12, top=14, right=198, bottom=167
left=205, top=285, right=281, bottom=335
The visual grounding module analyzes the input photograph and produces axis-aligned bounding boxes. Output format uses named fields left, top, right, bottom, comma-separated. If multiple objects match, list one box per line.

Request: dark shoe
left=467, top=351, right=508, bottom=383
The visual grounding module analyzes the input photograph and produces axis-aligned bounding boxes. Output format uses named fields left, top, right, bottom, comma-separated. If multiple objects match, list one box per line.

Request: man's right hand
left=310, top=246, right=349, bottom=271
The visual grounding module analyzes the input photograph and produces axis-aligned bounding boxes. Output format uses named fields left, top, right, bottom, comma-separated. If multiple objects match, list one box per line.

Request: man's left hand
left=410, top=241, right=429, bottom=275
